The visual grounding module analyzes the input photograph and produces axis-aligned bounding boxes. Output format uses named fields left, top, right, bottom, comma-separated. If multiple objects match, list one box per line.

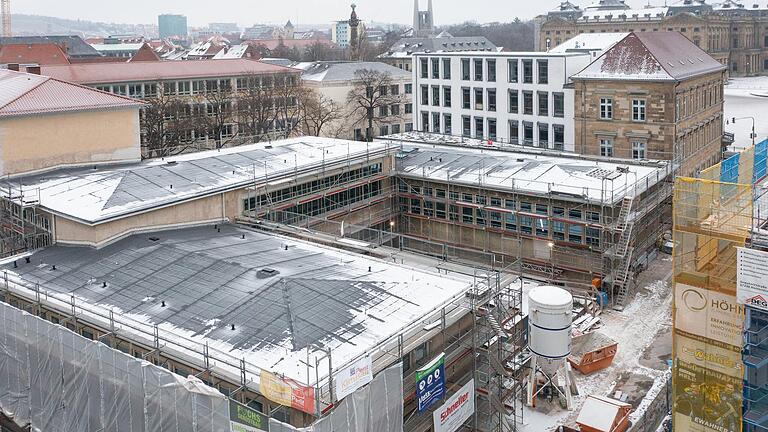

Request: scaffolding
left=0, top=187, right=52, bottom=259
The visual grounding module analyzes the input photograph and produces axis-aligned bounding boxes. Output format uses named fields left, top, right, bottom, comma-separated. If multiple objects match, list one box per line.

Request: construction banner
left=737, top=247, right=768, bottom=311
left=433, top=379, right=474, bottom=432
left=229, top=399, right=269, bottom=432
left=259, top=369, right=316, bottom=415
left=673, top=359, right=741, bottom=432
left=674, top=283, right=743, bottom=347
left=416, top=353, right=446, bottom=413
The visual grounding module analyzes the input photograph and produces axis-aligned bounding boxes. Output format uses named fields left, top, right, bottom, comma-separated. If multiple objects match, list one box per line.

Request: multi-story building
left=412, top=51, right=593, bottom=152
left=40, top=59, right=302, bottom=157
left=571, top=31, right=726, bottom=177
left=301, top=61, right=413, bottom=140
left=158, top=14, right=188, bottom=40
left=537, top=0, right=768, bottom=76
left=331, top=19, right=366, bottom=49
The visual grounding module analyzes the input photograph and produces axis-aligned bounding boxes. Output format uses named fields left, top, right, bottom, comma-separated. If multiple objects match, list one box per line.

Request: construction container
left=568, top=332, right=617, bottom=375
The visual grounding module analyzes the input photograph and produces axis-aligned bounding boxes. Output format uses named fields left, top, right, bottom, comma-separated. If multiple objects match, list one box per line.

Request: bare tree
left=236, top=74, right=281, bottom=143
left=141, top=85, right=206, bottom=158
left=346, top=69, right=405, bottom=142
left=299, top=88, right=343, bottom=137
left=200, top=82, right=238, bottom=149
left=273, top=75, right=304, bottom=139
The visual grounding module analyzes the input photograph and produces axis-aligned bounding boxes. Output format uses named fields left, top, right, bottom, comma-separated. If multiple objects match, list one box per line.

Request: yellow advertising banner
left=674, top=330, right=743, bottom=379
left=259, top=369, right=316, bottom=415
left=673, top=359, right=742, bottom=432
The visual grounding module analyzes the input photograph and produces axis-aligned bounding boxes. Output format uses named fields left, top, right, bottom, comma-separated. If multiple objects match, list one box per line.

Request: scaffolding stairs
left=612, top=196, right=636, bottom=309
left=613, top=246, right=635, bottom=308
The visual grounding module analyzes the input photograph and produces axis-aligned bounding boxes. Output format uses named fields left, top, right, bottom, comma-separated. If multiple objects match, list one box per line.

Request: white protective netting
left=0, top=302, right=230, bottom=432
left=269, top=363, right=404, bottom=432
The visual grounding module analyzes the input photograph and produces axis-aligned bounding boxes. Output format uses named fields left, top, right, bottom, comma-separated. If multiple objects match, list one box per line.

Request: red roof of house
left=41, top=59, right=298, bottom=84
left=0, top=68, right=143, bottom=118
left=0, top=43, right=71, bottom=65
left=129, top=43, right=161, bottom=62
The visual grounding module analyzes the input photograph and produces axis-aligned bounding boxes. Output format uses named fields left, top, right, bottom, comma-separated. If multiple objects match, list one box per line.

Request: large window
left=421, top=85, right=429, bottom=105
left=474, top=59, right=483, bottom=81
left=432, top=112, right=440, bottom=133
left=444, top=86, right=452, bottom=107
left=523, top=121, right=534, bottom=145
left=632, top=99, right=646, bottom=122
left=600, top=138, right=613, bottom=157
left=509, top=90, right=519, bottom=114
left=444, top=114, right=452, bottom=135
left=443, top=58, right=451, bottom=79
left=461, top=58, right=470, bottom=80
left=522, top=59, right=533, bottom=83
left=421, top=112, right=429, bottom=132
left=509, top=120, right=519, bottom=144
left=405, top=83, right=413, bottom=94
left=475, top=117, right=484, bottom=139
left=432, top=85, right=440, bottom=106
left=488, top=89, right=497, bottom=112
left=538, top=123, right=549, bottom=147
left=553, top=124, right=564, bottom=150
left=523, top=91, right=533, bottom=115
left=508, top=59, right=518, bottom=83
left=538, top=91, right=549, bottom=116
left=420, top=58, right=428, bottom=78
left=632, top=141, right=646, bottom=159
left=487, top=59, right=496, bottom=82
left=488, top=118, right=497, bottom=140
left=462, top=87, right=471, bottom=109
left=431, top=58, right=440, bottom=79
left=462, top=116, right=471, bottom=137
left=537, top=59, right=549, bottom=84
left=599, top=97, right=613, bottom=120
left=553, top=92, right=564, bottom=117
left=475, top=88, right=484, bottom=110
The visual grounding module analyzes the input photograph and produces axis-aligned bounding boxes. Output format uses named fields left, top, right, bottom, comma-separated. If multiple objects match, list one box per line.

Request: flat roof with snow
left=1, top=137, right=391, bottom=224
left=0, top=224, right=474, bottom=383
left=383, top=133, right=671, bottom=204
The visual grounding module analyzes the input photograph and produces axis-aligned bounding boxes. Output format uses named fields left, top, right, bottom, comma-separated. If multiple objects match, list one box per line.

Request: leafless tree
left=272, top=75, right=304, bottom=139
left=200, top=82, right=238, bottom=149
left=346, top=69, right=405, bottom=142
left=141, top=86, right=206, bottom=158
left=236, top=74, right=281, bottom=143
left=299, top=88, right=343, bottom=137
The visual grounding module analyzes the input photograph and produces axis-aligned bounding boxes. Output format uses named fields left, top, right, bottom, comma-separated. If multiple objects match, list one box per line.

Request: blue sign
left=416, top=353, right=445, bottom=413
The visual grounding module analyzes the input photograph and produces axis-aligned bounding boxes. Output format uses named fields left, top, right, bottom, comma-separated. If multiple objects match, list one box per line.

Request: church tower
left=413, top=0, right=435, bottom=38
left=349, top=3, right=360, bottom=60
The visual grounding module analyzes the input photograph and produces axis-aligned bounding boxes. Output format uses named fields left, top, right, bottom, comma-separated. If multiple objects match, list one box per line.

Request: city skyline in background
left=12, top=0, right=657, bottom=28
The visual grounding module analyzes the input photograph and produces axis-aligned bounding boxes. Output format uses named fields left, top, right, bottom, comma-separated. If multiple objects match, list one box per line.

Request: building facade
left=40, top=60, right=302, bottom=157
left=538, top=0, right=768, bottom=76
left=412, top=51, right=593, bottom=152
left=158, top=14, right=188, bottom=40
left=571, top=32, right=726, bottom=176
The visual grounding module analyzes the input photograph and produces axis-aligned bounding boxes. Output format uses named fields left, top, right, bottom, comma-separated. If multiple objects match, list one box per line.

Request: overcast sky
left=14, top=0, right=653, bottom=28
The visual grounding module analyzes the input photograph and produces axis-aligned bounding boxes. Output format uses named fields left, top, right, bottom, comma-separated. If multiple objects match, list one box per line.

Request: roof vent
left=516, top=158, right=525, bottom=162
left=149, top=236, right=160, bottom=242
left=167, top=161, right=178, bottom=166
left=265, top=145, right=273, bottom=149
left=257, top=268, right=279, bottom=279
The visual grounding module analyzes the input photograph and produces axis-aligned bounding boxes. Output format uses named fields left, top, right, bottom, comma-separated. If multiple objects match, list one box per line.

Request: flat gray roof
left=1, top=224, right=473, bottom=382
left=1, top=137, right=390, bottom=224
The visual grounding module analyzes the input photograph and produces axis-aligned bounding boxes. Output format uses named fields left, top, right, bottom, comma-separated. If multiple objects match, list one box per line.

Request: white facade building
left=412, top=51, right=592, bottom=152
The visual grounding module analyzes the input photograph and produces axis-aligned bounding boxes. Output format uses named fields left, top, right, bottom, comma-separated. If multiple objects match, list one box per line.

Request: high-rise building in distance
left=158, top=14, right=188, bottom=39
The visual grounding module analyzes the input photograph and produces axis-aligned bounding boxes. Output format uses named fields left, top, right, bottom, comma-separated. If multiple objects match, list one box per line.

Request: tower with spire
left=413, top=0, right=435, bottom=38
left=349, top=3, right=360, bottom=60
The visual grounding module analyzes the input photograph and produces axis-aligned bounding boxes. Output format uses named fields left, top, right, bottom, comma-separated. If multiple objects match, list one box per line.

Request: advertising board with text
left=433, top=379, right=474, bottom=432
left=334, top=355, right=373, bottom=401
left=229, top=399, right=269, bottom=432
left=737, top=247, right=768, bottom=311
left=259, top=369, right=315, bottom=415
left=674, top=283, right=743, bottom=346
left=416, top=352, right=445, bottom=413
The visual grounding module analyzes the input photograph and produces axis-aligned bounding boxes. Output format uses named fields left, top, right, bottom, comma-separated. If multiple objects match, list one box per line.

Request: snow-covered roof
left=379, top=36, right=498, bottom=59
left=548, top=32, right=628, bottom=53
left=1, top=137, right=391, bottom=224
left=90, top=43, right=144, bottom=52
left=301, top=61, right=409, bottom=82
left=382, top=133, right=670, bottom=204
left=572, top=32, right=725, bottom=81
left=0, top=224, right=475, bottom=384
left=211, top=44, right=251, bottom=59
left=581, top=6, right=669, bottom=20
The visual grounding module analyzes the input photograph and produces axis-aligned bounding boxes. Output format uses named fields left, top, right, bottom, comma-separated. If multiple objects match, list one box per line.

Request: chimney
left=7, top=63, right=19, bottom=71
left=26, top=66, right=41, bottom=75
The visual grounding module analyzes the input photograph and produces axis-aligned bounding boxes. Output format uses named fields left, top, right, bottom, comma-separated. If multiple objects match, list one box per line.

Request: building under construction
left=0, top=135, right=675, bottom=431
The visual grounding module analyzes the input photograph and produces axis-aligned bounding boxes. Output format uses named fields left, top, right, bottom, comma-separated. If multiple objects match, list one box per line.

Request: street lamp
left=730, top=116, right=756, bottom=148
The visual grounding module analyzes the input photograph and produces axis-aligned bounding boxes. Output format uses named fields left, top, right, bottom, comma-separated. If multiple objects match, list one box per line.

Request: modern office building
left=158, top=14, right=188, bottom=40
left=412, top=51, right=593, bottom=152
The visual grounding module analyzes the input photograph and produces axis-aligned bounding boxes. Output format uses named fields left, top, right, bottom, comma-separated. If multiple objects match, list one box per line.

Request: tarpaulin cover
left=0, top=302, right=230, bottom=432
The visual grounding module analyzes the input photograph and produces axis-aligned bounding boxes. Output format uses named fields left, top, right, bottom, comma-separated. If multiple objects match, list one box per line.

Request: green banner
left=229, top=400, right=269, bottom=432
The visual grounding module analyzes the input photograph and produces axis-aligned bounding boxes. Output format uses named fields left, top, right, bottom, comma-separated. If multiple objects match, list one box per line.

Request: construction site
left=0, top=135, right=682, bottom=432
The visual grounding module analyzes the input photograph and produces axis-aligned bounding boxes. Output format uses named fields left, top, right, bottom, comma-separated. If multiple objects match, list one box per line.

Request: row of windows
left=675, top=82, right=722, bottom=121
left=597, top=138, right=647, bottom=159
left=419, top=86, right=565, bottom=118
left=598, top=97, right=646, bottom=122
left=243, top=163, right=383, bottom=210
left=399, top=197, right=601, bottom=246
left=419, top=57, right=550, bottom=85
left=274, top=181, right=383, bottom=218
left=397, top=183, right=601, bottom=222
left=94, top=74, right=296, bottom=99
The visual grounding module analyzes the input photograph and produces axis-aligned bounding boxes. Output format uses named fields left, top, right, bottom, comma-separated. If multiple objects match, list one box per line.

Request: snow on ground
left=518, top=258, right=672, bottom=431
left=725, top=77, right=768, bottom=151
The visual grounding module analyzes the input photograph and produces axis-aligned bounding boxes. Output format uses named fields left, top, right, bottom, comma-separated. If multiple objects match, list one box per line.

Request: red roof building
left=128, top=43, right=161, bottom=62
left=0, top=43, right=71, bottom=66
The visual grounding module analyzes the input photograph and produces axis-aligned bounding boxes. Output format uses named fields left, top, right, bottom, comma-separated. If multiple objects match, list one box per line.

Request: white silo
left=525, top=286, right=576, bottom=410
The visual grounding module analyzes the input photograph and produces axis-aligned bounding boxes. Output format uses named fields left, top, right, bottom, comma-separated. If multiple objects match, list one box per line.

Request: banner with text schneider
left=230, top=399, right=269, bottom=432
left=416, top=352, right=446, bottom=413
left=334, top=355, right=373, bottom=401
left=737, top=247, right=768, bottom=311
left=433, top=379, right=475, bottom=432
left=259, top=369, right=316, bottom=415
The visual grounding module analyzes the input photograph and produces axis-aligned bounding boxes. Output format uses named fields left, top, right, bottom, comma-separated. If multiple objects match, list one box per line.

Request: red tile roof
left=0, top=68, right=143, bottom=118
left=128, top=43, right=161, bottom=62
left=0, top=43, right=71, bottom=65
left=40, top=58, right=298, bottom=84
left=573, top=32, right=725, bottom=81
